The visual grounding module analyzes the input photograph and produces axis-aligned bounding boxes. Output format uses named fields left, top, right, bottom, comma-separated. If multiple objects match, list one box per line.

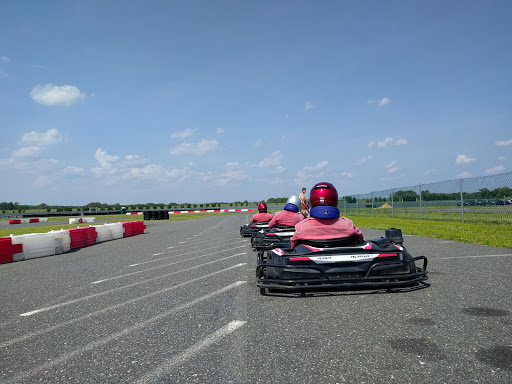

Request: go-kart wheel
left=259, top=288, right=266, bottom=295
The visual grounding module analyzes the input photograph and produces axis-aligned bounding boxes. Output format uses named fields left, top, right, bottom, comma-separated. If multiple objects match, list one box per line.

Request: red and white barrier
left=69, top=217, right=95, bottom=224
left=0, top=237, right=23, bottom=263
left=0, top=221, right=146, bottom=264
left=9, top=217, right=49, bottom=224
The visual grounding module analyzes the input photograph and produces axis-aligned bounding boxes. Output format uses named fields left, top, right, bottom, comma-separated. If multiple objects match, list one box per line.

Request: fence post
left=419, top=183, right=423, bottom=220
left=371, top=193, right=374, bottom=217
left=391, top=190, right=394, bottom=218
left=459, top=178, right=465, bottom=223
left=356, top=195, right=359, bottom=216
left=344, top=198, right=347, bottom=216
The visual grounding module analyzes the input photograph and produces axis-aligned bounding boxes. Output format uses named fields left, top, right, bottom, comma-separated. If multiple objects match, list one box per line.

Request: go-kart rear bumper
left=256, top=256, right=428, bottom=291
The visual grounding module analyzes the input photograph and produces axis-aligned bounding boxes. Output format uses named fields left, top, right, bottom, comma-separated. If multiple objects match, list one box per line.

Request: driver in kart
left=290, top=182, right=364, bottom=248
left=268, top=195, right=306, bottom=228
left=250, top=202, right=273, bottom=224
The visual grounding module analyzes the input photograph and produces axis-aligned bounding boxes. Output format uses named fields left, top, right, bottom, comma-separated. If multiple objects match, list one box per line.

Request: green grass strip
left=347, top=216, right=512, bottom=249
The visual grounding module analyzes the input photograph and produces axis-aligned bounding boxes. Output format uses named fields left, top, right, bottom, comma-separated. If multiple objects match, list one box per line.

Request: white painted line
left=8, top=264, right=247, bottom=346
left=95, top=248, right=246, bottom=283
left=20, top=255, right=246, bottom=317
left=12, top=281, right=247, bottom=382
left=128, top=243, right=246, bottom=267
left=130, top=239, right=247, bottom=266
left=134, top=320, right=246, bottom=383
left=437, top=253, right=512, bottom=260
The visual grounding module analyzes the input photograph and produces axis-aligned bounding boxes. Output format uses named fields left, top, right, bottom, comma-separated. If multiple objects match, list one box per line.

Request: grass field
left=347, top=216, right=512, bottom=249
left=343, top=206, right=512, bottom=224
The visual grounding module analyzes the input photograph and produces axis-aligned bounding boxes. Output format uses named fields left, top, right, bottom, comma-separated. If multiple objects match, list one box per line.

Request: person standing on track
left=299, top=187, right=309, bottom=216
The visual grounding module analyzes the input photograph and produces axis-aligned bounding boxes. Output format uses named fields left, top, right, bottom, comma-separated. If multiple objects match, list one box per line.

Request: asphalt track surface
left=0, top=215, right=511, bottom=383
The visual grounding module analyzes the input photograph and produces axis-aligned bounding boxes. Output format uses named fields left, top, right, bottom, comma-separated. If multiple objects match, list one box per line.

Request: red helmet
left=310, top=182, right=338, bottom=207
left=258, top=202, right=268, bottom=212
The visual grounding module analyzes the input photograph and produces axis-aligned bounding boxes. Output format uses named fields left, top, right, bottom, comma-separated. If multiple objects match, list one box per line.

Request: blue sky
left=1, top=1, right=511, bottom=205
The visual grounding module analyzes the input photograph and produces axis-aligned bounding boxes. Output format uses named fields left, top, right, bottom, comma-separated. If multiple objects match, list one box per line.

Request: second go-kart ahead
left=256, top=228, right=428, bottom=295
left=251, top=225, right=295, bottom=251
left=240, top=220, right=270, bottom=237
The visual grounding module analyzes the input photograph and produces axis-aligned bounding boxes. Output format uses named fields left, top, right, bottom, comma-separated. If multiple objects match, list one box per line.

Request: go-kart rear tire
left=259, top=288, right=266, bottom=295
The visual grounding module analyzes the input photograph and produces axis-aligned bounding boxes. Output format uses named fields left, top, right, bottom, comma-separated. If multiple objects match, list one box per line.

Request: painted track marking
left=133, top=320, right=246, bottom=383
left=11, top=281, right=247, bottom=383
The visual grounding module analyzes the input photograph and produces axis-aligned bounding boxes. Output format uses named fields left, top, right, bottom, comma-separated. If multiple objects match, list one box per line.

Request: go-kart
left=240, top=221, right=270, bottom=237
left=256, top=228, right=428, bottom=295
left=251, top=225, right=296, bottom=251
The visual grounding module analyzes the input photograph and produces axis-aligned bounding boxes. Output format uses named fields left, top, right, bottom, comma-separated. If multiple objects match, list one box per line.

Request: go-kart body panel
left=256, top=233, right=428, bottom=293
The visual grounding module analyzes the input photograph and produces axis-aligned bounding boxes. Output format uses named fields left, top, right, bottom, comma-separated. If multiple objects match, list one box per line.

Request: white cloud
left=123, top=164, right=172, bottom=181
left=12, top=146, right=43, bottom=158
left=257, top=151, right=283, bottom=168
left=456, top=154, right=476, bottom=164
left=379, top=97, right=391, bottom=106
left=62, top=165, right=85, bottom=175
left=1, top=56, right=11, bottom=63
left=368, top=137, right=407, bottom=148
left=210, top=168, right=252, bottom=186
left=457, top=171, right=472, bottom=179
left=226, top=162, right=239, bottom=166
left=216, top=128, right=224, bottom=134
left=253, top=139, right=263, bottom=148
left=304, top=161, right=328, bottom=172
left=340, top=171, right=352, bottom=177
left=256, top=151, right=286, bottom=174
left=484, top=165, right=506, bottom=175
left=21, top=128, right=63, bottom=146
left=356, top=155, right=373, bottom=165
left=0, top=68, right=7, bottom=78
left=30, top=83, right=86, bottom=106
left=498, top=156, right=505, bottom=162
left=273, top=165, right=286, bottom=174
left=305, top=102, right=316, bottom=110
left=496, top=138, right=512, bottom=147
left=425, top=168, right=438, bottom=176
left=94, top=148, right=119, bottom=168
left=169, top=139, right=219, bottom=156
left=368, top=97, right=391, bottom=107
left=296, top=161, right=328, bottom=185
left=32, top=175, right=51, bottom=189
left=385, top=160, right=400, bottom=174
left=170, top=128, right=196, bottom=139
left=123, top=154, right=148, bottom=165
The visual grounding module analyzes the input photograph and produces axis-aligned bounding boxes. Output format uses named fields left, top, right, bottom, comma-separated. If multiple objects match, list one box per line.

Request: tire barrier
left=0, top=221, right=146, bottom=264
left=142, top=210, right=170, bottom=220
left=168, top=209, right=256, bottom=214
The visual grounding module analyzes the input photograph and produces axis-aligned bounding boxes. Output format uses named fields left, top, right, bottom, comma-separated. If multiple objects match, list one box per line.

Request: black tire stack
left=143, top=210, right=170, bottom=220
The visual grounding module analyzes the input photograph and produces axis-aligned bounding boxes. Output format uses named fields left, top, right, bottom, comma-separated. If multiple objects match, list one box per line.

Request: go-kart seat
left=294, top=235, right=361, bottom=248
left=274, top=225, right=296, bottom=231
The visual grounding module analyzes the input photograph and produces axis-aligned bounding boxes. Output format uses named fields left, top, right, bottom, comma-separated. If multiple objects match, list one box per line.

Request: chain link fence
left=339, top=172, right=512, bottom=224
